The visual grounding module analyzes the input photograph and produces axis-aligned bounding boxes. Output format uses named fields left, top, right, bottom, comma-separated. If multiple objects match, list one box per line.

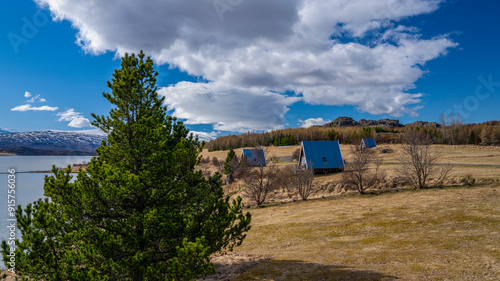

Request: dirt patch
left=198, top=252, right=270, bottom=281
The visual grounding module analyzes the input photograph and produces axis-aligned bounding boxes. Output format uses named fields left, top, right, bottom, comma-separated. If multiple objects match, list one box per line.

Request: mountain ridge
left=322, top=116, right=440, bottom=128
left=0, top=130, right=105, bottom=155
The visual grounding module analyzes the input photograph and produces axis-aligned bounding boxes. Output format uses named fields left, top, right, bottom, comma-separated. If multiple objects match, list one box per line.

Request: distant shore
left=0, top=164, right=88, bottom=174
left=0, top=147, right=97, bottom=156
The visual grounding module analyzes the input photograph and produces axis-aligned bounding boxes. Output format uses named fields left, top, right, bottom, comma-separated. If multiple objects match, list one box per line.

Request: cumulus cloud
left=159, top=82, right=299, bottom=132
left=299, top=118, right=331, bottom=128
left=11, top=104, right=58, bottom=112
left=57, top=108, right=91, bottom=128
left=37, top=0, right=457, bottom=131
left=24, top=91, right=31, bottom=98
left=189, top=131, right=219, bottom=142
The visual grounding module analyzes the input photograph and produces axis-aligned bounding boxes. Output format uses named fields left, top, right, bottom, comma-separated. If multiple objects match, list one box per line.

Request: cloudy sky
left=1, top=0, right=499, bottom=139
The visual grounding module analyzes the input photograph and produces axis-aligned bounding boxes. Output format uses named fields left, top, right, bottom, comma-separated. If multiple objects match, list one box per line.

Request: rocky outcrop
left=376, top=119, right=404, bottom=127
left=323, top=117, right=358, bottom=127
left=324, top=117, right=404, bottom=128
left=358, top=119, right=377, bottom=126
left=323, top=117, right=440, bottom=129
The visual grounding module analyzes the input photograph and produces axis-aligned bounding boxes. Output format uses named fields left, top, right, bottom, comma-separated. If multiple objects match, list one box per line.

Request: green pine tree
left=468, top=130, right=476, bottom=145
left=1, top=52, right=251, bottom=281
left=224, top=147, right=237, bottom=175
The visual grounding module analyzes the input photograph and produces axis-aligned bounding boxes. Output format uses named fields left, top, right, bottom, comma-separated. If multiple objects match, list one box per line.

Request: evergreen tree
left=224, top=147, right=237, bottom=175
left=1, top=52, right=251, bottom=281
left=468, top=130, right=476, bottom=145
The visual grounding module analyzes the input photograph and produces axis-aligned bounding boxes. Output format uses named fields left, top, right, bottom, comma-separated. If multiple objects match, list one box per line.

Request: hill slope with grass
left=202, top=185, right=500, bottom=280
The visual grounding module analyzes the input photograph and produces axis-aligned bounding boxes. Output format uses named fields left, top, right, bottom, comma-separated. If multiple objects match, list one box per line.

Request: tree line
left=205, top=122, right=500, bottom=151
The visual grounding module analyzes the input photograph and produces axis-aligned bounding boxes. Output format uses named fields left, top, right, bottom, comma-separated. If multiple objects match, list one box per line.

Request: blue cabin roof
left=241, top=149, right=266, bottom=166
left=362, top=138, right=377, bottom=149
left=299, top=141, right=344, bottom=170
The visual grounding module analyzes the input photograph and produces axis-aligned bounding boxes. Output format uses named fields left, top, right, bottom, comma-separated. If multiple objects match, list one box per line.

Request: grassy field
left=205, top=185, right=500, bottom=280
left=199, top=144, right=500, bottom=280
left=200, top=144, right=500, bottom=183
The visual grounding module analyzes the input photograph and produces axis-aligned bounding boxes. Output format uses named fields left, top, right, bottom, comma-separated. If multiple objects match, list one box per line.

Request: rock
left=323, top=117, right=359, bottom=128
left=376, top=118, right=404, bottom=128
left=358, top=119, right=377, bottom=126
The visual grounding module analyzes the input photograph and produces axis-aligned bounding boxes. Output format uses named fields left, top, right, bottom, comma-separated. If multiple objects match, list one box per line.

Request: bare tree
left=341, top=145, right=386, bottom=194
left=273, top=165, right=295, bottom=193
left=440, top=112, right=463, bottom=145
left=272, top=165, right=315, bottom=200
left=199, top=156, right=210, bottom=165
left=292, top=148, right=301, bottom=161
left=243, top=147, right=280, bottom=207
left=211, top=157, right=224, bottom=173
left=230, top=155, right=251, bottom=180
left=396, top=127, right=453, bottom=189
left=243, top=161, right=277, bottom=207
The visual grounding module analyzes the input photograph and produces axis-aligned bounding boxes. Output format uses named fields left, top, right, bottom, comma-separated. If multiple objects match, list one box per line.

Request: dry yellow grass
left=201, top=144, right=500, bottom=166
left=208, top=185, right=500, bottom=280
left=201, top=144, right=500, bottom=181
left=198, top=144, right=500, bottom=280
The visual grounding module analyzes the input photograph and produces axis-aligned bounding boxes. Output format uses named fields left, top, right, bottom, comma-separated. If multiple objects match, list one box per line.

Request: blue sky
left=1, top=0, right=499, bottom=139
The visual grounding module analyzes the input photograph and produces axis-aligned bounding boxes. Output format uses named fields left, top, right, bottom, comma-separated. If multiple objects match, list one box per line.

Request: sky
left=1, top=0, right=499, bottom=140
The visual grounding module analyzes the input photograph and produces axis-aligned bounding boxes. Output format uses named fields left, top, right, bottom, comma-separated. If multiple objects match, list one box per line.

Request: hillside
left=202, top=185, right=500, bottom=280
left=0, top=130, right=105, bottom=155
left=198, top=144, right=500, bottom=280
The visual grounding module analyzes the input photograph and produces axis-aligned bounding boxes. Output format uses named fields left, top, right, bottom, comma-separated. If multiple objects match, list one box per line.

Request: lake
left=0, top=156, right=93, bottom=269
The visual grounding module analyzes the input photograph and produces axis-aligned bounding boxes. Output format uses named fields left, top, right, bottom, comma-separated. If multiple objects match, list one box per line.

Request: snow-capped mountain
left=0, top=130, right=106, bottom=152
left=45, top=128, right=108, bottom=137
left=0, top=128, right=17, bottom=134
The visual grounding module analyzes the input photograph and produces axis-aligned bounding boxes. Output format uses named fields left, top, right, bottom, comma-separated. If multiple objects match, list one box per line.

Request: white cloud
left=68, top=117, right=91, bottom=128
left=13, top=92, right=51, bottom=111
left=299, top=118, right=331, bottom=128
left=159, top=82, right=299, bottom=132
left=57, top=108, right=91, bottom=128
left=27, top=94, right=46, bottom=103
left=37, top=0, right=457, bottom=131
left=189, top=131, right=218, bottom=142
left=11, top=104, right=58, bottom=111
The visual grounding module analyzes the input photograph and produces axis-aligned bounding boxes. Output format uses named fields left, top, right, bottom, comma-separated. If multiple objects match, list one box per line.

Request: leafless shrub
left=272, top=165, right=315, bottom=201
left=243, top=163, right=277, bottom=207
left=230, top=156, right=251, bottom=181
left=271, top=166, right=291, bottom=193
left=199, top=156, right=211, bottom=165
left=341, top=145, right=386, bottom=194
left=462, top=173, right=475, bottom=186
left=292, top=148, right=300, bottom=161
left=294, top=168, right=315, bottom=200
left=212, top=157, right=224, bottom=173
left=396, top=127, right=453, bottom=189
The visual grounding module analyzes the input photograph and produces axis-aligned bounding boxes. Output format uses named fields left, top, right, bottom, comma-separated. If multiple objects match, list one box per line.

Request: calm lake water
left=0, top=156, right=93, bottom=268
